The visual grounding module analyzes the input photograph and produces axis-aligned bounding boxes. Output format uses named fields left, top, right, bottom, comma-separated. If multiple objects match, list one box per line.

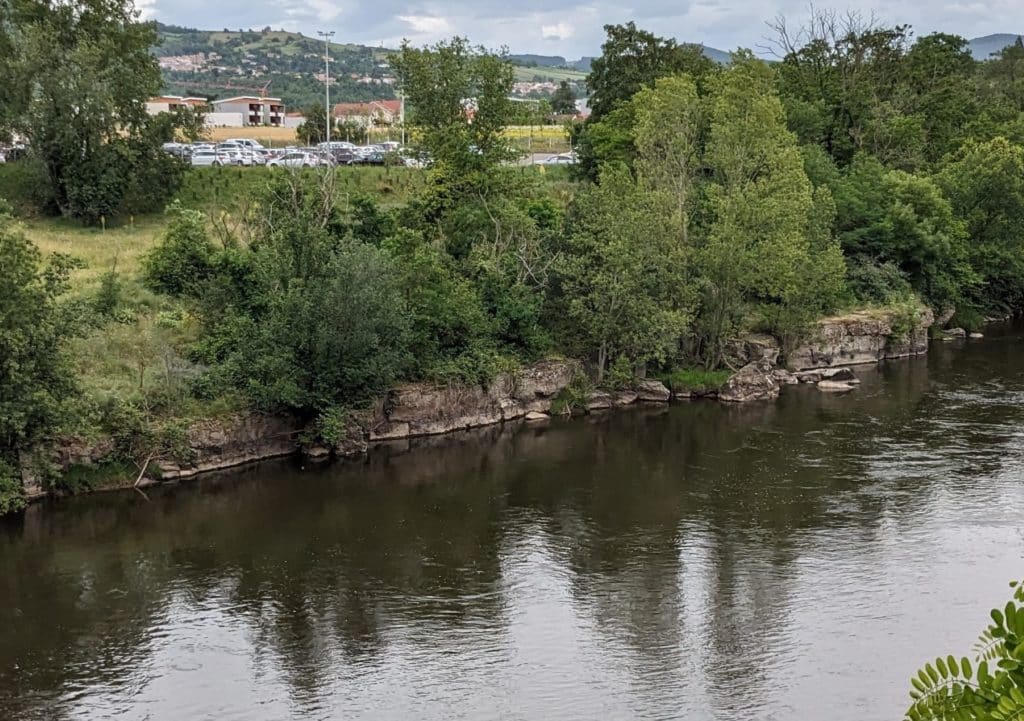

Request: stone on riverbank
left=719, top=359, right=780, bottom=403
left=817, top=380, right=857, bottom=393
left=524, top=411, right=549, bottom=422
left=635, top=379, right=671, bottom=402
left=586, top=392, right=614, bottom=411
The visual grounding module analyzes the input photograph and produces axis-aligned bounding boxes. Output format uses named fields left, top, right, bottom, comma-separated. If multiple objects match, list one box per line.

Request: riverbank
left=18, top=304, right=936, bottom=502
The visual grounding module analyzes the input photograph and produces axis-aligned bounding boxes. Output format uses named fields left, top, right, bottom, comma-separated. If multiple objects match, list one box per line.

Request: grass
left=512, top=66, right=588, bottom=83
left=22, top=216, right=164, bottom=296
left=658, top=368, right=733, bottom=393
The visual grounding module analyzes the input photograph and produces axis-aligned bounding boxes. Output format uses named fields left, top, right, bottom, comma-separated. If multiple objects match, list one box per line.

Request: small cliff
left=22, top=306, right=936, bottom=501
left=788, top=307, right=934, bottom=370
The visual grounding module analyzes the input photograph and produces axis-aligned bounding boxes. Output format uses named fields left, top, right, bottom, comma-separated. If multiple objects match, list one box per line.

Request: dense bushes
left=0, top=211, right=81, bottom=512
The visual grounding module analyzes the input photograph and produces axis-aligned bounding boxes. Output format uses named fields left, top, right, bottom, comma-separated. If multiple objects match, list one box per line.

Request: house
left=145, top=96, right=208, bottom=115
left=209, top=96, right=286, bottom=127
left=284, top=112, right=306, bottom=129
left=332, top=100, right=403, bottom=128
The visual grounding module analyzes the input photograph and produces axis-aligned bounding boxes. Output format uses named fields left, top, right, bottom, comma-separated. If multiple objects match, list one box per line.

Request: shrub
left=143, top=203, right=216, bottom=297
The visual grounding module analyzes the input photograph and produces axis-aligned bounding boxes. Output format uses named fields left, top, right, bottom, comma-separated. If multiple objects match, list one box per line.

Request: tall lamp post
left=317, top=30, right=335, bottom=143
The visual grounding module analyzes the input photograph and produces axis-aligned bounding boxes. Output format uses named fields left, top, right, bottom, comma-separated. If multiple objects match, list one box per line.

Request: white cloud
left=541, top=21, right=575, bottom=40
left=397, top=15, right=452, bottom=35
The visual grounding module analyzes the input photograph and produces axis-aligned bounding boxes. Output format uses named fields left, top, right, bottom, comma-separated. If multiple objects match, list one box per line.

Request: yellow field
left=504, top=125, right=572, bottom=153
left=203, top=126, right=298, bottom=146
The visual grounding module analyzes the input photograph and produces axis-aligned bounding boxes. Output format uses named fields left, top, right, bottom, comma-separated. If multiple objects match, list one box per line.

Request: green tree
left=833, top=154, right=972, bottom=309
left=632, top=74, right=705, bottom=243
left=197, top=175, right=412, bottom=417
left=773, top=14, right=911, bottom=166
left=936, top=137, right=1024, bottom=313
left=390, top=37, right=516, bottom=173
left=1, top=0, right=187, bottom=222
left=0, top=212, right=80, bottom=513
left=697, top=54, right=846, bottom=366
left=296, top=102, right=330, bottom=145
left=905, top=579, right=1024, bottom=721
left=550, top=80, right=577, bottom=115
left=586, top=22, right=716, bottom=120
left=557, top=164, right=691, bottom=380
left=575, top=22, right=717, bottom=179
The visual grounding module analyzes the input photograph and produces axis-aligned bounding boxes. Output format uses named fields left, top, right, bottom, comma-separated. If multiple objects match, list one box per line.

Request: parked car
left=536, top=152, right=577, bottom=166
left=267, top=151, right=323, bottom=168
left=161, top=142, right=191, bottom=159
left=378, top=141, right=401, bottom=152
left=215, top=142, right=265, bottom=166
left=351, top=151, right=387, bottom=166
left=318, top=141, right=356, bottom=152
left=190, top=148, right=238, bottom=167
left=327, top=148, right=358, bottom=165
left=223, top=138, right=266, bottom=152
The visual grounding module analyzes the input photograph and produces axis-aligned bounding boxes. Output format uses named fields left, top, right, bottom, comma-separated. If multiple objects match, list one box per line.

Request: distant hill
left=968, top=34, right=1024, bottom=60
left=508, top=44, right=729, bottom=71
left=154, top=24, right=588, bottom=108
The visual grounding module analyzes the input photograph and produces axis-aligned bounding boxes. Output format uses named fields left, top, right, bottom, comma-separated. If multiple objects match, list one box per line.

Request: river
left=2, top=329, right=1024, bottom=720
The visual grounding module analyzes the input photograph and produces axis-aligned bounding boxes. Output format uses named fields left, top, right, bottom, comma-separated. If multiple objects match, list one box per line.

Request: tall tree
left=558, top=164, right=692, bottom=380
left=391, top=37, right=515, bottom=174
left=586, top=22, right=716, bottom=120
left=936, top=137, right=1024, bottom=313
left=1, top=0, right=185, bottom=221
left=698, top=54, right=845, bottom=365
left=632, top=75, right=705, bottom=243
left=550, top=80, right=577, bottom=115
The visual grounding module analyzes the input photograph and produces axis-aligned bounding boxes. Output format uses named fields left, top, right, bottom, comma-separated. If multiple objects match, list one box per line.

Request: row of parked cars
left=161, top=139, right=416, bottom=169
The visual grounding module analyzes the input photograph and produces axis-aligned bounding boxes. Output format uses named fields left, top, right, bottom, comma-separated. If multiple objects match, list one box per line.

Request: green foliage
left=658, top=368, right=732, bottom=393
left=391, top=38, right=516, bottom=174
left=196, top=175, right=413, bottom=416
left=558, top=164, right=691, bottom=380
left=697, top=55, right=846, bottom=366
left=833, top=155, right=973, bottom=309
left=586, top=22, right=717, bottom=121
left=0, top=458, right=26, bottom=515
left=1, top=0, right=190, bottom=222
left=143, top=204, right=217, bottom=297
left=936, top=138, right=1024, bottom=314
left=905, top=580, right=1024, bottom=721
left=296, top=103, right=330, bottom=145
left=0, top=212, right=82, bottom=513
left=549, top=371, right=593, bottom=415
left=550, top=80, right=577, bottom=115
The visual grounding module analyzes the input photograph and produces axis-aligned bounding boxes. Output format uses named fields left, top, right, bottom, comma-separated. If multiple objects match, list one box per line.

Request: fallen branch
left=134, top=451, right=155, bottom=487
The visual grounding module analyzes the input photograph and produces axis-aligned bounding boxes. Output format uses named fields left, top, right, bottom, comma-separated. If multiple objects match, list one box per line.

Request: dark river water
left=3, top=330, right=1024, bottom=721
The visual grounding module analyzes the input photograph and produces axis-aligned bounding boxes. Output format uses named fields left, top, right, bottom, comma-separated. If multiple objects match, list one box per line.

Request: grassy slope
left=10, top=164, right=574, bottom=425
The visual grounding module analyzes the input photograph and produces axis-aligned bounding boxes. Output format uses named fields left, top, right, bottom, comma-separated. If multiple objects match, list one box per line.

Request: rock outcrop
left=788, top=307, right=933, bottom=370
left=635, top=379, right=671, bottom=402
left=158, top=413, right=304, bottom=480
left=719, top=359, right=780, bottom=403
left=368, top=360, right=579, bottom=441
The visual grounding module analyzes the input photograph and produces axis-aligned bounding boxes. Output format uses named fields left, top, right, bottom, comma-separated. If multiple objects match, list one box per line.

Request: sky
left=142, top=0, right=1024, bottom=59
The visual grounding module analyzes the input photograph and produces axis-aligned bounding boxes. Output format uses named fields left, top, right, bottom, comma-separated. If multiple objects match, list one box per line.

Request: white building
left=145, top=96, right=208, bottom=115
left=209, top=96, right=286, bottom=127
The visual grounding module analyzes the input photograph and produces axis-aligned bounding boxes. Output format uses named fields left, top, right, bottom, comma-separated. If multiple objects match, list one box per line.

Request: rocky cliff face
left=156, top=413, right=305, bottom=480
left=24, top=306, right=937, bottom=500
left=368, top=359, right=578, bottom=441
left=787, top=307, right=933, bottom=371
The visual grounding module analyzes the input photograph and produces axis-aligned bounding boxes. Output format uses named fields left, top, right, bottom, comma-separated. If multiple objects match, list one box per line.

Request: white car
left=541, top=153, right=577, bottom=165
left=191, top=148, right=239, bottom=167
left=318, top=141, right=356, bottom=152
left=267, top=151, right=322, bottom=168
left=224, top=138, right=266, bottom=152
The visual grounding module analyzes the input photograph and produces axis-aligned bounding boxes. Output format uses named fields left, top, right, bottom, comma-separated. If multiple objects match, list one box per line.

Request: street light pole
left=317, top=30, right=335, bottom=144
